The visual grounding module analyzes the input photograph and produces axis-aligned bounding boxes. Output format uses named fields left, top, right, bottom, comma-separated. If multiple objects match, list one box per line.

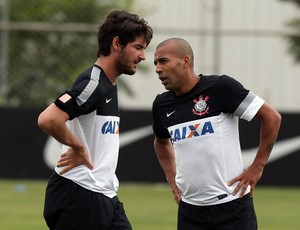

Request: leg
left=214, top=194, right=258, bottom=230
left=110, top=197, right=132, bottom=230
left=44, top=172, right=73, bottom=230
left=44, top=172, right=112, bottom=230
left=177, top=200, right=211, bottom=230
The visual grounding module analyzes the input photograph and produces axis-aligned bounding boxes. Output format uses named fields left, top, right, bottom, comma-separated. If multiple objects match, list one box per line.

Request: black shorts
left=44, top=172, right=132, bottom=230
left=178, top=194, right=257, bottom=230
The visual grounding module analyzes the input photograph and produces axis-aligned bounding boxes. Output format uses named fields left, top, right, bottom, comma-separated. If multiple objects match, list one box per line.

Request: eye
left=135, top=45, right=144, bottom=50
left=159, top=58, right=167, bottom=64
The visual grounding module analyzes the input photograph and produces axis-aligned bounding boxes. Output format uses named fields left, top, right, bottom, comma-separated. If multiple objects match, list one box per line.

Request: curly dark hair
left=97, top=10, right=153, bottom=57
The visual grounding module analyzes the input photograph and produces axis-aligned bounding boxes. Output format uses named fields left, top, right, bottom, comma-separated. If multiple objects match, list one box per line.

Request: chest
left=90, top=83, right=119, bottom=117
left=158, top=92, right=222, bottom=128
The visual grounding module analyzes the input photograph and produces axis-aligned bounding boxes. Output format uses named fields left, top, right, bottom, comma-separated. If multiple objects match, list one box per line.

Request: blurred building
left=118, top=0, right=300, bottom=112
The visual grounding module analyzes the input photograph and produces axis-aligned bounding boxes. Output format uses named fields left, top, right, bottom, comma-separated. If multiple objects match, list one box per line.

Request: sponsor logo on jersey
left=101, top=120, right=119, bottom=134
left=169, top=121, right=214, bottom=142
left=193, top=95, right=209, bottom=116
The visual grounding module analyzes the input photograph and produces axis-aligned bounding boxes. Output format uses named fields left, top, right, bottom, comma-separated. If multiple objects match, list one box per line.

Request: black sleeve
left=54, top=91, right=80, bottom=120
left=216, top=75, right=249, bottom=114
left=58, top=69, right=101, bottom=118
left=152, top=98, right=171, bottom=139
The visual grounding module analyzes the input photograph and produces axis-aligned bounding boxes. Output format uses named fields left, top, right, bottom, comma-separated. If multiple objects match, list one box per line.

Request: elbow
left=37, top=111, right=54, bottom=132
left=259, top=104, right=282, bottom=130
left=274, top=110, right=282, bottom=129
left=272, top=111, right=282, bottom=142
left=37, top=103, right=69, bottom=134
left=267, top=110, right=282, bottom=138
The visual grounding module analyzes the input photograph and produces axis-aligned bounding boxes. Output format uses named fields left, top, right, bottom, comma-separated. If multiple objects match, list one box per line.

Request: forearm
left=229, top=104, right=281, bottom=197
left=154, top=137, right=182, bottom=203
left=38, top=103, right=84, bottom=150
left=154, top=137, right=176, bottom=184
left=252, top=106, right=281, bottom=170
left=45, top=122, right=83, bottom=150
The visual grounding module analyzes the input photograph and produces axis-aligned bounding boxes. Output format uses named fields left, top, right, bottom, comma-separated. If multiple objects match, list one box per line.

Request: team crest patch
left=192, top=95, right=209, bottom=116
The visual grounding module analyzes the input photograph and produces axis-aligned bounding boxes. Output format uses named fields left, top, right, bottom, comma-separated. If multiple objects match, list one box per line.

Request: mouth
left=159, top=76, right=168, bottom=85
left=133, top=60, right=140, bottom=69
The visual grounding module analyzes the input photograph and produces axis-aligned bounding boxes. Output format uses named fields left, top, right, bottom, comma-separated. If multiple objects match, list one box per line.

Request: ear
left=182, top=55, right=190, bottom=69
left=112, top=36, right=121, bottom=51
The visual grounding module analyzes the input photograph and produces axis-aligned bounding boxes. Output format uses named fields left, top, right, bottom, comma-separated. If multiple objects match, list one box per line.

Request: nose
left=139, top=50, right=146, bottom=61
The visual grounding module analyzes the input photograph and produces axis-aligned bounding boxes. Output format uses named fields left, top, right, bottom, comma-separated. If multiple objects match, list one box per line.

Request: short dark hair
left=97, top=10, right=153, bottom=57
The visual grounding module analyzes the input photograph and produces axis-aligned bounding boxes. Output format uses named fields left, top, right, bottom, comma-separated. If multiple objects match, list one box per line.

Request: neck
left=95, top=57, right=119, bottom=85
left=175, top=73, right=200, bottom=96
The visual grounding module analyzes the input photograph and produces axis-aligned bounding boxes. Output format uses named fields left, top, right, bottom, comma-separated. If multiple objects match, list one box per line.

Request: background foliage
left=0, top=0, right=135, bottom=106
left=1, top=0, right=300, bottom=107
left=281, top=0, right=300, bottom=63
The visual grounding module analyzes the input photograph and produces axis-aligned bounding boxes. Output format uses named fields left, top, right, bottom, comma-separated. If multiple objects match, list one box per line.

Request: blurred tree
left=281, top=0, right=300, bottom=63
left=0, top=0, right=136, bottom=106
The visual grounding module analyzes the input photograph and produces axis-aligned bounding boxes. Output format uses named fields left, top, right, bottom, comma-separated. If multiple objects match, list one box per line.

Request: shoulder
left=202, top=74, right=246, bottom=93
left=71, top=66, right=95, bottom=88
left=68, top=66, right=108, bottom=105
left=73, top=65, right=109, bottom=83
left=153, top=91, right=173, bottom=103
left=198, top=74, right=235, bottom=87
left=71, top=65, right=110, bottom=94
left=217, top=74, right=243, bottom=87
left=201, top=74, right=239, bottom=82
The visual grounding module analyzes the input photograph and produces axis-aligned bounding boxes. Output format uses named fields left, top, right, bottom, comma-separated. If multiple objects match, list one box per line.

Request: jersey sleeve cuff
left=234, top=91, right=265, bottom=121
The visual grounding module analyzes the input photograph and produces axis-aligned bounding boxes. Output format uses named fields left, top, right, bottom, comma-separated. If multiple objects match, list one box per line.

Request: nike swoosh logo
left=242, top=136, right=300, bottom=168
left=166, top=110, right=176, bottom=117
left=106, top=98, right=112, bottom=103
left=43, top=125, right=300, bottom=170
left=120, top=125, right=153, bottom=147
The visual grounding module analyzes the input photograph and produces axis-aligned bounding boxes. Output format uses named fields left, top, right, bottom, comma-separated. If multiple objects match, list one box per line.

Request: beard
left=116, top=50, right=137, bottom=75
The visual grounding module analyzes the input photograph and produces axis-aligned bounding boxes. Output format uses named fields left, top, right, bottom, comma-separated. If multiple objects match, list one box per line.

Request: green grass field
left=0, top=180, right=299, bottom=230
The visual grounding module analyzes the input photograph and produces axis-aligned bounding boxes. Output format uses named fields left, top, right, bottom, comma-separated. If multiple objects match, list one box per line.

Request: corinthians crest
left=192, top=95, right=209, bottom=116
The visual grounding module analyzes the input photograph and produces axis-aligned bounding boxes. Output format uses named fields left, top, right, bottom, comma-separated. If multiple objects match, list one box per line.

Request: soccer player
left=38, top=10, right=152, bottom=230
left=152, top=38, right=281, bottom=230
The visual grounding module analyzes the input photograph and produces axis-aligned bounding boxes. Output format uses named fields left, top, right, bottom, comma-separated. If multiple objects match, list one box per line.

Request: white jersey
left=152, top=75, right=264, bottom=206
left=54, top=65, right=120, bottom=198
